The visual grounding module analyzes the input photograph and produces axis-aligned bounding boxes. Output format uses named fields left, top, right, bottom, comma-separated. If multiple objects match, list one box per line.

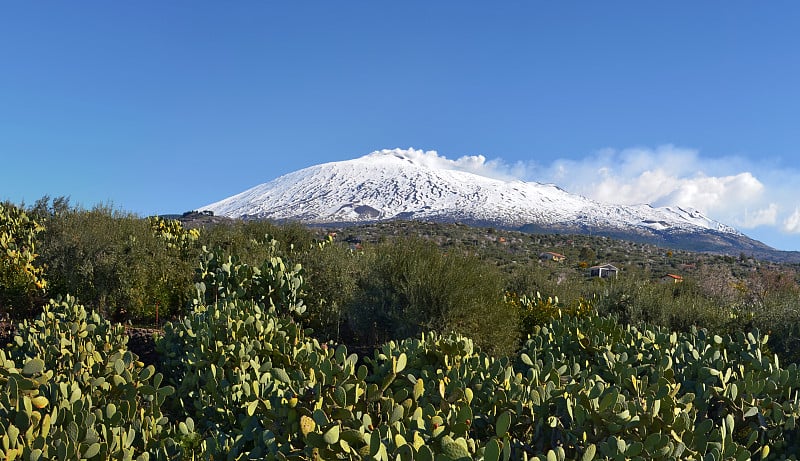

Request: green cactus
left=0, top=296, right=180, bottom=459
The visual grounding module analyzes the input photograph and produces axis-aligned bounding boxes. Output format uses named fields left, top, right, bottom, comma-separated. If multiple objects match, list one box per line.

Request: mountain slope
left=200, top=148, right=780, bottom=258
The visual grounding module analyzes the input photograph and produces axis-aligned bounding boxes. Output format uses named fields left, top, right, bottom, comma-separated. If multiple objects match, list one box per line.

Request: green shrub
left=346, top=238, right=519, bottom=356
left=198, top=220, right=315, bottom=267
left=34, top=204, right=194, bottom=323
left=298, top=236, right=364, bottom=343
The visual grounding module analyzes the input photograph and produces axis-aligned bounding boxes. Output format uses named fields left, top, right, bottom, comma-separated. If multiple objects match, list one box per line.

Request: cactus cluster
left=506, top=291, right=594, bottom=331
left=155, top=297, right=800, bottom=460
left=147, top=216, right=200, bottom=255
left=4, top=225, right=800, bottom=459
left=193, top=244, right=306, bottom=317
left=0, top=203, right=47, bottom=304
left=0, top=296, right=180, bottom=459
left=511, top=315, right=800, bottom=460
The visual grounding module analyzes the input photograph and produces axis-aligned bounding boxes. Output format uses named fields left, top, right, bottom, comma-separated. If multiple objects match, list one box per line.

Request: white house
left=589, top=263, right=618, bottom=278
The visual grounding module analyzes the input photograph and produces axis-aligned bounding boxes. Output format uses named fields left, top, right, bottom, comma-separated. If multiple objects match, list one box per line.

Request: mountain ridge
left=199, top=148, right=796, bottom=262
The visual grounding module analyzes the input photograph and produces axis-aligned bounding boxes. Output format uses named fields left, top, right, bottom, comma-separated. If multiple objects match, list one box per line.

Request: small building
left=660, top=274, right=683, bottom=284
left=539, top=251, right=566, bottom=262
left=589, top=263, right=618, bottom=278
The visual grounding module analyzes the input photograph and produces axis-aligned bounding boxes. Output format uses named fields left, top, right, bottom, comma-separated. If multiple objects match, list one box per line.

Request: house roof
left=590, top=263, right=618, bottom=270
left=540, top=251, right=565, bottom=258
left=664, top=274, right=683, bottom=280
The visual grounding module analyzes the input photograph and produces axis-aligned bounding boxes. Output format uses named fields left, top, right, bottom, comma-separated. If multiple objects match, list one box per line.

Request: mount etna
left=200, top=149, right=798, bottom=262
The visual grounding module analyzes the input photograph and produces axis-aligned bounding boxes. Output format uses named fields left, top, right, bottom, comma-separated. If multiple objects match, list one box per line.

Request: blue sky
left=1, top=2, right=799, bottom=251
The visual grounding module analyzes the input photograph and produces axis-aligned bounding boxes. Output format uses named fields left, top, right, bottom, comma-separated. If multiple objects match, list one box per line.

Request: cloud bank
left=374, top=148, right=527, bottom=181
left=402, top=145, right=799, bottom=238
left=547, top=146, right=800, bottom=236
left=532, top=146, right=781, bottom=231
left=370, top=148, right=529, bottom=181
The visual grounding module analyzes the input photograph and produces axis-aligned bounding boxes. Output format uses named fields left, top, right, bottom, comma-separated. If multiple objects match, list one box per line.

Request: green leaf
left=138, top=385, right=157, bottom=396
left=581, top=444, right=596, bottom=461
left=31, top=396, right=49, bottom=409
left=114, top=358, right=125, bottom=375
left=22, top=358, right=45, bottom=376
left=84, top=442, right=101, bottom=459
left=744, top=406, right=759, bottom=418
left=417, top=445, right=434, bottom=461
left=484, top=438, right=501, bottom=461
left=390, top=404, right=404, bottom=424
left=616, top=437, right=626, bottom=454
left=414, top=377, right=425, bottom=400
left=626, top=441, right=643, bottom=457
left=41, top=413, right=51, bottom=439
left=496, top=411, right=511, bottom=437
left=246, top=400, right=259, bottom=416
left=8, top=424, right=20, bottom=443
left=139, top=365, right=155, bottom=381
left=323, top=425, right=340, bottom=445
left=272, top=368, right=291, bottom=384
left=313, top=409, right=330, bottom=426
left=369, top=430, right=381, bottom=456
left=395, top=353, right=407, bottom=374
left=357, top=364, right=368, bottom=381
left=599, top=388, right=618, bottom=412
left=106, top=403, right=117, bottom=419
left=332, top=386, right=347, bottom=407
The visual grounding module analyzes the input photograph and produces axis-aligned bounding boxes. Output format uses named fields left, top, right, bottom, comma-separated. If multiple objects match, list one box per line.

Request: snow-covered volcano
left=200, top=148, right=740, bottom=238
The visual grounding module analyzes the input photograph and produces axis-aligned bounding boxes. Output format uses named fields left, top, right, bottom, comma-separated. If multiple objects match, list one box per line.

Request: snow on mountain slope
left=200, top=148, right=741, bottom=236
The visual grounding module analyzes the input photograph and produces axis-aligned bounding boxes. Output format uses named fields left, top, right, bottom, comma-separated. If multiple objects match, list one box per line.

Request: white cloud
left=656, top=172, right=765, bottom=211
left=783, top=209, right=800, bottom=234
left=520, top=145, right=800, bottom=234
left=535, top=146, right=760, bottom=209
left=374, top=148, right=522, bottom=181
left=741, top=204, right=779, bottom=228
left=479, top=144, right=794, bottom=243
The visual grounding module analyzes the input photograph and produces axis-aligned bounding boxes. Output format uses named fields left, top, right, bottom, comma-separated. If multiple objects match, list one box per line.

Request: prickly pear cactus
left=0, top=295, right=178, bottom=460
left=0, top=202, right=47, bottom=313
left=194, top=244, right=306, bottom=316
left=147, top=215, right=200, bottom=254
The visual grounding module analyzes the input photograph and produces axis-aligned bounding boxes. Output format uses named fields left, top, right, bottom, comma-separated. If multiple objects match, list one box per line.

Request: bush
left=34, top=203, right=194, bottom=323
left=297, top=236, right=364, bottom=343
left=198, top=220, right=315, bottom=267
left=346, top=238, right=519, bottom=356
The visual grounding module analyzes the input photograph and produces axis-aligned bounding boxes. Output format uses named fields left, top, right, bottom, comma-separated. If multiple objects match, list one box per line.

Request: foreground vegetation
left=2, top=199, right=800, bottom=459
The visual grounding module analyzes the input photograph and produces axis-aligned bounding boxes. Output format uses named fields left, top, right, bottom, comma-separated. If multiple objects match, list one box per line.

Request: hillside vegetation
left=2, top=199, right=800, bottom=460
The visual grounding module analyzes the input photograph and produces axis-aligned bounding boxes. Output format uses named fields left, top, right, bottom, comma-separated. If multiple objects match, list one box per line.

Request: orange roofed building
left=660, top=274, right=684, bottom=284
left=539, top=251, right=566, bottom=262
